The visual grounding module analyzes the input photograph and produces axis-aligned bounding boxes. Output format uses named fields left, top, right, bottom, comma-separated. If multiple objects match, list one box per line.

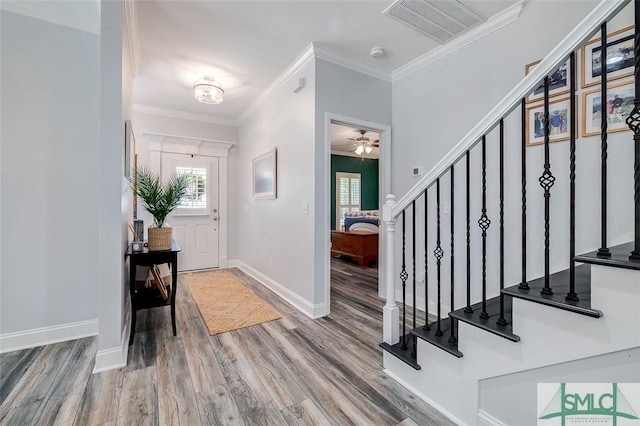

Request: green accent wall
left=331, top=155, right=379, bottom=230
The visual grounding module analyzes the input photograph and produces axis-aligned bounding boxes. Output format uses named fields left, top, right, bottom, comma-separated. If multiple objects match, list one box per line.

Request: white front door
left=162, top=153, right=219, bottom=271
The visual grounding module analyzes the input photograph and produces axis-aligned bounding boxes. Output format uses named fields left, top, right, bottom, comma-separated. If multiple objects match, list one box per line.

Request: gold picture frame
left=581, top=25, right=634, bottom=88
left=524, top=58, right=570, bottom=103
left=526, top=96, right=577, bottom=147
left=582, top=79, right=634, bottom=137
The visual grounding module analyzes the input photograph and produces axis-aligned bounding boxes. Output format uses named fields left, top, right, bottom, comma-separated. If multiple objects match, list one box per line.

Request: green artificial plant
left=131, top=167, right=190, bottom=228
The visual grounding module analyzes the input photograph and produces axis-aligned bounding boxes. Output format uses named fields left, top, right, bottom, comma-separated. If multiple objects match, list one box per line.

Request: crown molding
left=123, top=0, right=140, bottom=78
left=133, top=104, right=237, bottom=127
left=0, top=0, right=100, bottom=35
left=236, top=42, right=393, bottom=125
left=391, top=0, right=525, bottom=82
left=312, top=44, right=392, bottom=83
left=236, top=43, right=316, bottom=125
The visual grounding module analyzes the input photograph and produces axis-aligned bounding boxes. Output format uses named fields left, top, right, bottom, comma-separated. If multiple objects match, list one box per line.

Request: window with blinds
left=176, top=166, right=207, bottom=209
left=336, top=172, right=361, bottom=229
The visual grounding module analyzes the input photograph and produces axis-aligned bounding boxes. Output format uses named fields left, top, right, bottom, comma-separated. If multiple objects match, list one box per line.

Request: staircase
left=380, top=1, right=640, bottom=424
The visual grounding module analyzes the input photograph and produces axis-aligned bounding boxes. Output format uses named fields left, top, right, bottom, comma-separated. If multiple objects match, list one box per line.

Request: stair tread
left=575, top=241, right=640, bottom=271
left=411, top=317, right=463, bottom=358
left=380, top=334, right=421, bottom=370
left=450, top=296, right=520, bottom=342
left=503, top=264, right=602, bottom=318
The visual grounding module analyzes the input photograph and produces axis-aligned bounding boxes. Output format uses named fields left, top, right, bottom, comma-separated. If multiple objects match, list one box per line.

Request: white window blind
left=176, top=166, right=207, bottom=209
left=336, top=172, right=361, bottom=229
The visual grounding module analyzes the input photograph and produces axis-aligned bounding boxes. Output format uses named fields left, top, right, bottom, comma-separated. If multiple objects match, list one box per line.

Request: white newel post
left=383, top=194, right=399, bottom=345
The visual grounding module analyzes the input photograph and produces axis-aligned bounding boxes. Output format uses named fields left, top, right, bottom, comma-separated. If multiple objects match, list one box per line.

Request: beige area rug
left=183, top=269, right=282, bottom=335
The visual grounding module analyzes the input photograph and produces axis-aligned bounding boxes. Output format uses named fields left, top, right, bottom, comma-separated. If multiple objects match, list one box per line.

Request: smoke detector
left=370, top=47, right=385, bottom=59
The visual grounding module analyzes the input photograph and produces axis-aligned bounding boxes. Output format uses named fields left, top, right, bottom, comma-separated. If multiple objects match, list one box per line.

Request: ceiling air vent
left=383, top=0, right=487, bottom=44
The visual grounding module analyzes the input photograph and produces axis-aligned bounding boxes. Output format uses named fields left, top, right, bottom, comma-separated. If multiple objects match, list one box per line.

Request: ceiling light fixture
left=352, top=130, right=376, bottom=159
left=193, top=76, right=224, bottom=104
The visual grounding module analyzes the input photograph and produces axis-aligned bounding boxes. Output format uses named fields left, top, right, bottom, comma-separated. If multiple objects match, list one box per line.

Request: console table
left=331, top=230, right=378, bottom=266
left=126, top=240, right=181, bottom=345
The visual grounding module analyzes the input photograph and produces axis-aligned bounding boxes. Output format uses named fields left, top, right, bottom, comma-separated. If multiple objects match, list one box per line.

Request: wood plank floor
left=0, top=259, right=454, bottom=425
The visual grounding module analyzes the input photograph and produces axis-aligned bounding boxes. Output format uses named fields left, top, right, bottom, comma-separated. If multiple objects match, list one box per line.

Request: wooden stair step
left=380, top=334, right=421, bottom=370
left=502, top=264, right=602, bottom=318
left=575, top=241, right=640, bottom=271
left=450, top=296, right=520, bottom=342
left=411, top=317, right=463, bottom=358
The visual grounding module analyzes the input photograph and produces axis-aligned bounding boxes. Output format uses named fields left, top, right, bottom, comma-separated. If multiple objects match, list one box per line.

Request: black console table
left=126, top=240, right=181, bottom=345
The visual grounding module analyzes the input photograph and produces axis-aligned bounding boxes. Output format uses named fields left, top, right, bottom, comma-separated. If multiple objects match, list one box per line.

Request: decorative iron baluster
left=478, top=136, right=491, bottom=319
left=598, top=21, right=612, bottom=258
left=423, top=188, right=430, bottom=330
left=539, top=76, right=555, bottom=295
left=449, top=165, right=457, bottom=344
left=464, top=150, right=473, bottom=313
left=400, top=210, right=408, bottom=350
left=411, top=200, right=417, bottom=358
left=567, top=51, right=579, bottom=302
left=519, top=97, right=529, bottom=290
left=627, top=1, right=640, bottom=262
left=434, top=178, right=444, bottom=336
left=498, top=119, right=508, bottom=326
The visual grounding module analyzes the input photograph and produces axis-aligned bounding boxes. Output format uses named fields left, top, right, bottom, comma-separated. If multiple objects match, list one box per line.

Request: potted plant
left=130, top=167, right=190, bottom=251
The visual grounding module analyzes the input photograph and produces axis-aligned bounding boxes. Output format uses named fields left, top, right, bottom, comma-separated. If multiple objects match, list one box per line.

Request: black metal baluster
left=400, top=210, right=408, bottom=350
left=464, top=150, right=473, bottom=313
left=411, top=201, right=417, bottom=357
left=434, top=178, right=444, bottom=336
left=478, top=136, right=491, bottom=319
left=598, top=21, right=612, bottom=258
left=539, top=76, right=556, bottom=295
left=626, top=1, right=640, bottom=262
left=567, top=51, right=579, bottom=301
left=449, top=165, right=457, bottom=344
left=498, top=119, right=508, bottom=326
left=519, top=98, right=529, bottom=290
left=423, top=189, right=431, bottom=330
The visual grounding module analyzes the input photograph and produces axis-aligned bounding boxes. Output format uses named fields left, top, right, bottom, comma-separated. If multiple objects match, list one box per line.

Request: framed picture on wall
left=525, top=59, right=570, bottom=103
left=582, top=79, right=634, bottom=137
left=581, top=25, right=634, bottom=88
left=253, top=148, right=277, bottom=199
left=526, top=96, right=576, bottom=147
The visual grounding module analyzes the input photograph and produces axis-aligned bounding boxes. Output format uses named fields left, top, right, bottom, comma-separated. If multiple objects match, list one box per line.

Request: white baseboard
left=478, top=409, right=508, bottom=426
left=93, top=308, right=130, bottom=373
left=0, top=319, right=98, bottom=353
left=227, top=259, right=325, bottom=319
left=382, top=368, right=469, bottom=426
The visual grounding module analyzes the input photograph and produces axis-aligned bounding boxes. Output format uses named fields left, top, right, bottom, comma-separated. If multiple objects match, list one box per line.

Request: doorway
left=323, top=113, right=391, bottom=316
left=161, top=152, right=220, bottom=272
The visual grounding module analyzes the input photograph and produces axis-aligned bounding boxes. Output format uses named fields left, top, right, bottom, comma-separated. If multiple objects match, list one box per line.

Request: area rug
left=183, top=269, right=282, bottom=335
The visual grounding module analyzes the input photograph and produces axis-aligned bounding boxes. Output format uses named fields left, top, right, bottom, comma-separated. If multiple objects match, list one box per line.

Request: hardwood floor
left=0, top=259, right=453, bottom=425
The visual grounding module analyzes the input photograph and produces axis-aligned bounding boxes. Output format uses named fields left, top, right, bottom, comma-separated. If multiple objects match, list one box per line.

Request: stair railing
left=382, top=0, right=633, bottom=352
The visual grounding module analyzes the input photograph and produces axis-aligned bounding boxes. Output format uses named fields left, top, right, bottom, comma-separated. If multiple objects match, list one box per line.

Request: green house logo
left=539, top=383, right=639, bottom=425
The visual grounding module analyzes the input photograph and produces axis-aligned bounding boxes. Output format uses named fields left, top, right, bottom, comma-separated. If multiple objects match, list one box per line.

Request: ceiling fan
left=347, top=130, right=379, bottom=156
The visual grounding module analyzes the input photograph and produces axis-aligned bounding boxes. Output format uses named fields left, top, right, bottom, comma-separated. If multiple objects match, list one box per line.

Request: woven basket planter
left=147, top=227, right=173, bottom=251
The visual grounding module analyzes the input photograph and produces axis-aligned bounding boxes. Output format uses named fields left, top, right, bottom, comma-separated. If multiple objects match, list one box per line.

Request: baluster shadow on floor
left=0, top=258, right=454, bottom=426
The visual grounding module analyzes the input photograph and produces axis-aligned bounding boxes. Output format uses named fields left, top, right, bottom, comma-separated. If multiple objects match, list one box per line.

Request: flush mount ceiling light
left=193, top=76, right=224, bottom=104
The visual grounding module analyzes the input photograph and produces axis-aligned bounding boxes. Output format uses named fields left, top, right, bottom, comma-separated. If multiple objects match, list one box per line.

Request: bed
left=331, top=211, right=379, bottom=266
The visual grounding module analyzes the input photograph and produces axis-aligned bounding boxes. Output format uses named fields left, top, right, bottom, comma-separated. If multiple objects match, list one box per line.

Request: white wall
left=232, top=60, right=317, bottom=311
left=0, top=11, right=99, bottom=343
left=390, top=1, right=635, bottom=316
left=96, top=0, right=128, bottom=370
